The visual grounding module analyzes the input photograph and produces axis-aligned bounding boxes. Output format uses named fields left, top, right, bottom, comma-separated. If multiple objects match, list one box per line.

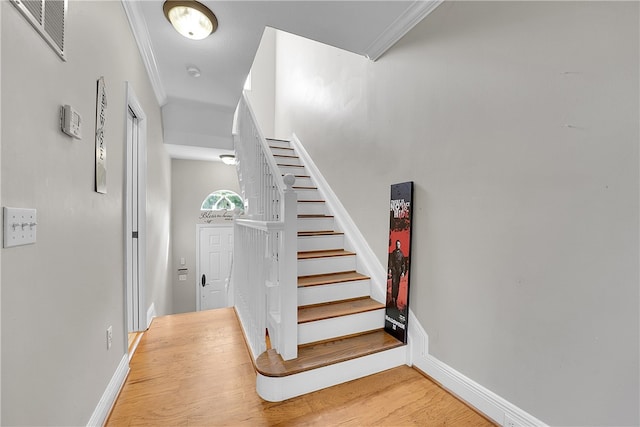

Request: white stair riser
left=279, top=165, right=306, bottom=175
left=298, top=255, right=355, bottom=276
left=298, top=217, right=334, bottom=232
left=273, top=155, right=301, bottom=165
left=256, top=346, right=407, bottom=402
left=298, top=308, right=385, bottom=345
left=270, top=147, right=295, bottom=156
left=266, top=139, right=290, bottom=149
left=291, top=176, right=314, bottom=187
left=295, top=189, right=321, bottom=201
left=298, top=234, right=344, bottom=252
left=298, top=279, right=370, bottom=306
left=297, top=202, right=327, bottom=215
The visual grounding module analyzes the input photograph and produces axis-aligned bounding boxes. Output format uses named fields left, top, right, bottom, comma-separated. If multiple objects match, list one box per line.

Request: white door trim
left=124, top=82, right=147, bottom=337
left=196, top=223, right=234, bottom=311
left=0, top=3, right=3, bottom=419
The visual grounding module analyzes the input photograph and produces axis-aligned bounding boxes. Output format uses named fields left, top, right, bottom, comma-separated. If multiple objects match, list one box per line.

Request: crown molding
left=364, top=0, right=444, bottom=61
left=121, top=0, right=167, bottom=106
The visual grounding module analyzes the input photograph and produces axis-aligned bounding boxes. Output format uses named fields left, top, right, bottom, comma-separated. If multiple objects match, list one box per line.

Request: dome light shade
left=163, top=1, right=218, bottom=40
left=220, top=154, right=236, bottom=165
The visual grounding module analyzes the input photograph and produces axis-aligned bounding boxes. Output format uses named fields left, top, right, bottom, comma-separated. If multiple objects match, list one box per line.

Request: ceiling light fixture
left=163, top=0, right=218, bottom=40
left=220, top=154, right=236, bottom=165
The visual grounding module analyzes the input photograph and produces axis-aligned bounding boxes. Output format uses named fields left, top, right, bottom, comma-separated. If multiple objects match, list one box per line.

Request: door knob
left=201, top=274, right=206, bottom=287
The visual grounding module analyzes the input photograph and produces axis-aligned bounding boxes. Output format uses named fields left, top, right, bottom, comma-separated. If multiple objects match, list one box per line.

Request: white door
left=198, top=226, right=234, bottom=311
left=126, top=106, right=141, bottom=332
left=125, top=84, right=147, bottom=333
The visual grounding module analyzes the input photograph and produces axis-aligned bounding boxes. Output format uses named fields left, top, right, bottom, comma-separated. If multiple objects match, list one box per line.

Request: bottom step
left=256, top=329, right=403, bottom=377
left=256, top=332, right=406, bottom=402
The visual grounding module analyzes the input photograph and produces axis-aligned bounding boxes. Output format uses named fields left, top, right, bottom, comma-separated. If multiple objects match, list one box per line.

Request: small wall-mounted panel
left=60, top=104, right=82, bottom=139
left=3, top=207, right=37, bottom=248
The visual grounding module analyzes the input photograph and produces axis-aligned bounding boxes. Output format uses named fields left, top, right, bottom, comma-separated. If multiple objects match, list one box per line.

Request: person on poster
left=389, top=239, right=406, bottom=309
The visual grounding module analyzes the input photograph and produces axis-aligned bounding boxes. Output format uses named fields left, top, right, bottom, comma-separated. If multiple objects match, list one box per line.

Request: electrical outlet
left=107, top=326, right=113, bottom=350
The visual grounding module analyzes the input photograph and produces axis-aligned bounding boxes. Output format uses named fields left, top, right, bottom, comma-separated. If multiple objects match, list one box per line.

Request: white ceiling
left=122, top=0, right=442, bottom=161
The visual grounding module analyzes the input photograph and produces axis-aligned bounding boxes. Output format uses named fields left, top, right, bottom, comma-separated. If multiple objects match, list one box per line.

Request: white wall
left=272, top=2, right=639, bottom=425
left=146, top=114, right=173, bottom=319
left=171, top=159, right=241, bottom=314
left=1, top=1, right=171, bottom=424
left=246, top=27, right=277, bottom=138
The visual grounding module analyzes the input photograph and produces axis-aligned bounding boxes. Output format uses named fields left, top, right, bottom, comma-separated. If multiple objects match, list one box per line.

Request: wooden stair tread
left=298, top=297, right=383, bottom=323
left=298, top=271, right=370, bottom=287
left=255, top=329, right=403, bottom=377
left=298, top=249, right=355, bottom=260
left=277, top=163, right=304, bottom=167
left=269, top=146, right=294, bottom=150
left=298, top=231, right=343, bottom=237
left=266, top=138, right=290, bottom=143
left=282, top=174, right=311, bottom=178
left=298, top=200, right=325, bottom=203
left=293, top=186, right=317, bottom=190
left=298, top=214, right=334, bottom=218
left=273, top=154, right=299, bottom=159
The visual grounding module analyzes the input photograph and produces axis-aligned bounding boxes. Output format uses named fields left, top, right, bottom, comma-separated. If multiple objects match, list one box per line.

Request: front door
left=197, top=225, right=234, bottom=311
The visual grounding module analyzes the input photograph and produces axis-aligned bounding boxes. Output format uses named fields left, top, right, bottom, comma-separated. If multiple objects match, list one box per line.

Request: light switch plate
left=3, top=207, right=37, bottom=248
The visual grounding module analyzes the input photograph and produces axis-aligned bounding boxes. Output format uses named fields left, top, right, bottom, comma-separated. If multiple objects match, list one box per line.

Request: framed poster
left=384, top=181, right=413, bottom=343
left=95, top=76, right=107, bottom=194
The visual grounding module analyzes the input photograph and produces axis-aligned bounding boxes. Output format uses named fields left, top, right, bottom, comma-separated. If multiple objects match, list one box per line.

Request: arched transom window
left=201, top=190, right=244, bottom=213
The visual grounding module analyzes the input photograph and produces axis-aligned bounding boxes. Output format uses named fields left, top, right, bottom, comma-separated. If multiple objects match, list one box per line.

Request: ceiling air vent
left=10, top=0, right=67, bottom=60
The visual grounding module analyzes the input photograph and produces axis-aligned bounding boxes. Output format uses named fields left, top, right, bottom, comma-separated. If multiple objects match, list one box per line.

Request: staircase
left=253, top=139, right=407, bottom=402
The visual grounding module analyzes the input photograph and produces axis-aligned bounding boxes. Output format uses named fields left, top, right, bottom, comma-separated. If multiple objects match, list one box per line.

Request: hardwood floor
left=127, top=332, right=143, bottom=358
left=107, top=308, right=495, bottom=426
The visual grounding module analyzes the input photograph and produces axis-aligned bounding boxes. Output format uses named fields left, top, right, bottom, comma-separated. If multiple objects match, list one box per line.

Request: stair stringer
left=256, top=345, right=407, bottom=402
left=290, top=133, right=386, bottom=303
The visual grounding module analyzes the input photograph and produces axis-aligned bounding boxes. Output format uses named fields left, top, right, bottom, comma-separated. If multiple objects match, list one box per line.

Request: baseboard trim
left=146, top=302, right=156, bottom=329
left=407, top=315, right=548, bottom=427
left=86, top=354, right=129, bottom=427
